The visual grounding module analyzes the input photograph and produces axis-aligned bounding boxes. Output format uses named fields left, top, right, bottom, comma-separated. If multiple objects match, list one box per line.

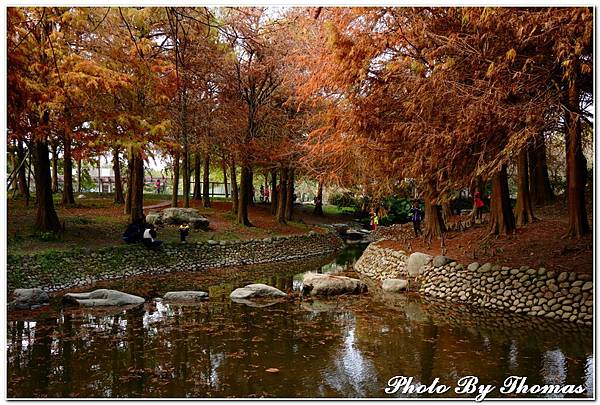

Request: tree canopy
left=7, top=7, right=593, bottom=238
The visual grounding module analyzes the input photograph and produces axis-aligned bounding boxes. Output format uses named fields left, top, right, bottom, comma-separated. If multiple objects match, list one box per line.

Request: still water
left=7, top=245, right=593, bottom=398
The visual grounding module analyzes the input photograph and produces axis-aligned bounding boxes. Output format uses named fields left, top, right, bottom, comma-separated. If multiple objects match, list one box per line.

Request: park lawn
left=7, top=194, right=354, bottom=256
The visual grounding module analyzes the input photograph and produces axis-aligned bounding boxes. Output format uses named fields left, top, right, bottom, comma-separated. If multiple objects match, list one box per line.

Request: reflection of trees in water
left=8, top=320, right=24, bottom=374
left=6, top=285, right=593, bottom=398
left=206, top=302, right=350, bottom=397
left=61, top=313, right=73, bottom=397
left=29, top=318, right=55, bottom=396
left=110, top=313, right=122, bottom=397
left=419, top=321, right=438, bottom=385
left=126, top=306, right=146, bottom=396
left=322, top=315, right=379, bottom=397
left=349, top=296, right=592, bottom=398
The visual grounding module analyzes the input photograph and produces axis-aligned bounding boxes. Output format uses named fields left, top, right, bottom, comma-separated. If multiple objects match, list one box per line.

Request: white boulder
left=63, top=289, right=145, bottom=307
left=407, top=252, right=433, bottom=276
left=302, top=273, right=367, bottom=296
left=12, top=288, right=50, bottom=310
left=163, top=291, right=208, bottom=302
left=230, top=284, right=287, bottom=299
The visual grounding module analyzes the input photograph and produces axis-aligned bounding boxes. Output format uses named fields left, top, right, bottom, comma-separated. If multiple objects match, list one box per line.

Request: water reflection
left=6, top=245, right=593, bottom=398
left=323, top=317, right=377, bottom=397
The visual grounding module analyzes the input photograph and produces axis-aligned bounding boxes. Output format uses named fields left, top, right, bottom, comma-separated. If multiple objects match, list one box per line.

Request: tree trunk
left=247, top=168, right=254, bottom=207
left=171, top=151, right=180, bottom=208
left=129, top=146, right=145, bottom=223
left=222, top=157, right=228, bottom=198
left=423, top=193, right=446, bottom=240
left=97, top=157, right=102, bottom=194
left=563, top=67, right=590, bottom=237
left=237, top=165, right=251, bottom=226
left=276, top=168, right=288, bottom=224
left=202, top=153, right=211, bottom=208
left=270, top=170, right=278, bottom=215
left=528, top=135, right=555, bottom=206
left=124, top=154, right=132, bottom=215
left=314, top=181, right=324, bottom=216
left=182, top=150, right=190, bottom=208
left=32, top=138, right=61, bottom=232
left=488, top=164, right=515, bottom=236
left=61, top=134, right=75, bottom=205
left=285, top=168, right=294, bottom=221
left=26, top=154, right=32, bottom=206
left=193, top=153, right=201, bottom=200
left=264, top=173, right=269, bottom=202
left=17, top=140, right=30, bottom=201
left=51, top=142, right=59, bottom=193
left=112, top=147, right=124, bottom=204
left=441, top=200, right=453, bottom=223
left=514, top=149, right=536, bottom=226
left=77, top=158, right=82, bottom=193
left=230, top=157, right=238, bottom=214
left=8, top=145, right=17, bottom=191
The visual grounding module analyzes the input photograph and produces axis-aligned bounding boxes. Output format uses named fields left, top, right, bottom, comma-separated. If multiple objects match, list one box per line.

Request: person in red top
left=474, top=191, right=485, bottom=222
left=156, top=179, right=161, bottom=194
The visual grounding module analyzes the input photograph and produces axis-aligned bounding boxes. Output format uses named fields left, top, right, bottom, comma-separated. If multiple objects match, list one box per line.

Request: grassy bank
left=7, top=193, right=354, bottom=256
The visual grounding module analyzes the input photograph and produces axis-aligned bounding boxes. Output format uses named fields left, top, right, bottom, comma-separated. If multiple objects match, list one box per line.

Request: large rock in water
left=12, top=288, right=50, bottom=310
left=230, top=284, right=287, bottom=299
left=382, top=279, right=409, bottom=293
left=302, top=273, right=367, bottom=296
left=63, top=289, right=145, bottom=307
left=163, top=291, right=208, bottom=302
left=407, top=252, right=433, bottom=276
left=161, top=208, right=209, bottom=229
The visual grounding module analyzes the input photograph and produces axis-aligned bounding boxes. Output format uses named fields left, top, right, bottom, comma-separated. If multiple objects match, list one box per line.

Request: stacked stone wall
left=8, top=231, right=344, bottom=293
left=354, top=242, right=593, bottom=326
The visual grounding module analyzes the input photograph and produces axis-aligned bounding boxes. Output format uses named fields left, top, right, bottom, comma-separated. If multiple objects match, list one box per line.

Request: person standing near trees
left=474, top=191, right=485, bottom=223
left=259, top=185, right=264, bottom=202
left=411, top=200, right=423, bottom=237
left=156, top=179, right=161, bottom=194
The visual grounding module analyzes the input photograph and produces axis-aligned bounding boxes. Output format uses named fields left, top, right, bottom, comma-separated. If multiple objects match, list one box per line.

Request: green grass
left=8, top=192, right=347, bottom=257
left=303, top=203, right=356, bottom=216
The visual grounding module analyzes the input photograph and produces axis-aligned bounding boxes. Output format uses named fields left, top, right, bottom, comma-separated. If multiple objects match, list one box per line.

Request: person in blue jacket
left=411, top=200, right=423, bottom=237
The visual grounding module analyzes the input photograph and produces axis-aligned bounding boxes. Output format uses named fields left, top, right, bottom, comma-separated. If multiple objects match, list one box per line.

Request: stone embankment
left=354, top=242, right=592, bottom=326
left=8, top=231, right=343, bottom=293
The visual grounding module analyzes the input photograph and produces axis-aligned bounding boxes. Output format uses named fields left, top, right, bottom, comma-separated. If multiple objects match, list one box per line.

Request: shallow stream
left=7, top=245, right=593, bottom=398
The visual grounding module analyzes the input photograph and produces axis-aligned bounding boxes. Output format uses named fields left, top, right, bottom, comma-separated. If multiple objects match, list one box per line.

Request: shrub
left=328, top=192, right=359, bottom=210
left=379, top=196, right=413, bottom=226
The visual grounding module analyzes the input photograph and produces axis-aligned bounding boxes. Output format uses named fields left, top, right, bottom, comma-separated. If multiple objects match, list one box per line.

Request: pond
left=7, top=244, right=593, bottom=398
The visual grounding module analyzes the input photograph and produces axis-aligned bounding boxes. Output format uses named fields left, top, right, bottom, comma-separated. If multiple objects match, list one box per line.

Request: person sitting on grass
left=142, top=224, right=163, bottom=250
left=122, top=217, right=145, bottom=244
left=179, top=223, right=190, bottom=243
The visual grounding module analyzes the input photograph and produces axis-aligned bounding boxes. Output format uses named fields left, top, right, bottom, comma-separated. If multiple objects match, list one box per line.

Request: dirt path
left=143, top=201, right=171, bottom=211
